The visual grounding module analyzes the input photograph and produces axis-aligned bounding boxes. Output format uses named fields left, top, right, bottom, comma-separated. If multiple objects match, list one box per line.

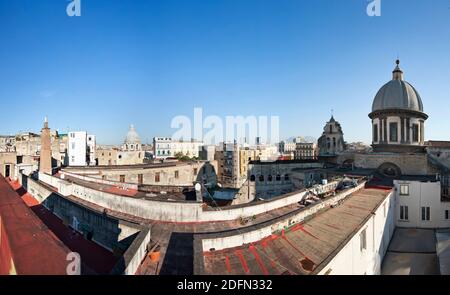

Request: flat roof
left=58, top=173, right=194, bottom=202
left=427, top=141, right=450, bottom=148
left=0, top=177, right=71, bottom=275
left=62, top=161, right=204, bottom=171
left=200, top=187, right=392, bottom=275
left=249, top=159, right=320, bottom=165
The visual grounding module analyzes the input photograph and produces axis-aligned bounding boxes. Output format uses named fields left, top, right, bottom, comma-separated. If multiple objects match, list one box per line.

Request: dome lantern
left=392, top=59, right=404, bottom=81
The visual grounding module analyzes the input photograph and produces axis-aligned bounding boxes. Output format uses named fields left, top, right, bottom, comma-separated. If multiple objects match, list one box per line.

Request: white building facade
left=153, top=137, right=203, bottom=159
left=153, top=137, right=172, bottom=159
left=68, top=131, right=96, bottom=166
left=394, top=177, right=450, bottom=229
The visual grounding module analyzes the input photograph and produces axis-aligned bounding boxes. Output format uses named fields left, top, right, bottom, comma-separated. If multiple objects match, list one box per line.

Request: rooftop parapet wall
left=199, top=180, right=340, bottom=222
left=110, top=227, right=151, bottom=275
left=72, top=182, right=203, bottom=222
left=37, top=172, right=357, bottom=223
left=197, top=181, right=367, bottom=253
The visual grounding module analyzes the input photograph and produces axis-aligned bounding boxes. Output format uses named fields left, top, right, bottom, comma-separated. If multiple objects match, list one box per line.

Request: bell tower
left=40, top=116, right=52, bottom=175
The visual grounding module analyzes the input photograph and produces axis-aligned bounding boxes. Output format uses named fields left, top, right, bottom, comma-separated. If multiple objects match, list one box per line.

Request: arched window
left=276, top=174, right=281, bottom=181
left=250, top=175, right=256, bottom=182
left=259, top=175, right=264, bottom=182
left=285, top=174, right=290, bottom=181
left=268, top=175, right=273, bottom=182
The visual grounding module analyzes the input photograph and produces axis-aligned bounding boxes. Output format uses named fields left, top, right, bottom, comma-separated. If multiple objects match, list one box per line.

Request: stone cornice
left=369, top=108, right=428, bottom=120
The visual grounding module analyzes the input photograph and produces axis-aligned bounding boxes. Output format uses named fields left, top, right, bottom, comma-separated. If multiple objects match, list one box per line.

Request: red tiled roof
left=0, top=177, right=71, bottom=275
left=7, top=179, right=119, bottom=274
left=427, top=141, right=450, bottom=148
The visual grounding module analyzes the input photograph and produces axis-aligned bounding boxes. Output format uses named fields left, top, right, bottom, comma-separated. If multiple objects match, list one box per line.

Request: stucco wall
left=27, top=174, right=132, bottom=252
left=36, top=173, right=346, bottom=223
left=64, top=161, right=217, bottom=187
left=394, top=180, right=450, bottom=228
left=354, top=152, right=430, bottom=175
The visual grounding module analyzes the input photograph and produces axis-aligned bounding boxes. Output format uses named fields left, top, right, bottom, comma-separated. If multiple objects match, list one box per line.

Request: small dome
left=371, top=61, right=424, bottom=113
left=125, top=125, right=141, bottom=144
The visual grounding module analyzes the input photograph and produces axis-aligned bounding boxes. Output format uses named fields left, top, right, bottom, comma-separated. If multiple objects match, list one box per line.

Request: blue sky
left=1, top=0, right=449, bottom=145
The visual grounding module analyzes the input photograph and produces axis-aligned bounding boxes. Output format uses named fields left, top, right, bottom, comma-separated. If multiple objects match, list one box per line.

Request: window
left=174, top=170, right=179, bottom=179
left=193, top=168, right=198, bottom=175
left=102, top=175, right=107, bottom=180
left=138, top=174, right=143, bottom=185
left=373, top=124, right=378, bottom=142
left=420, top=121, right=424, bottom=142
left=412, top=124, right=419, bottom=142
left=421, top=207, right=430, bottom=221
left=71, top=143, right=75, bottom=149
left=268, top=175, right=273, bottom=182
left=360, top=228, right=367, bottom=251
left=155, top=172, right=160, bottom=183
left=333, top=137, right=336, bottom=147
left=399, top=184, right=409, bottom=196
left=250, top=175, right=256, bottom=182
left=259, top=175, right=264, bottom=182
left=285, top=174, right=290, bottom=181
left=445, top=210, right=449, bottom=220
left=119, top=175, right=125, bottom=183
left=389, top=122, right=398, bottom=142
left=400, top=206, right=409, bottom=221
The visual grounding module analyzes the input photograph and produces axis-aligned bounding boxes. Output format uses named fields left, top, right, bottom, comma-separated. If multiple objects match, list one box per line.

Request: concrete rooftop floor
left=381, top=228, right=440, bottom=275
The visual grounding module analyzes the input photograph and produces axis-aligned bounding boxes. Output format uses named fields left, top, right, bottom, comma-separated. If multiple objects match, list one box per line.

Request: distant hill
left=283, top=136, right=317, bottom=143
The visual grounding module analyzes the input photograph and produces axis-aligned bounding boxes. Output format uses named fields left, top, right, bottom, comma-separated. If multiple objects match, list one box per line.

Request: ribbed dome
left=125, top=125, right=141, bottom=144
left=372, top=60, right=424, bottom=113
left=372, top=80, right=423, bottom=112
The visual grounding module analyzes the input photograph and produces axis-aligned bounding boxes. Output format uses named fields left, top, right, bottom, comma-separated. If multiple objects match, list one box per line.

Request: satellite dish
left=195, top=183, right=202, bottom=192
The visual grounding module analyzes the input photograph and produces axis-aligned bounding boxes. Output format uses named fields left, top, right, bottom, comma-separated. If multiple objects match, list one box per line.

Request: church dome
left=125, top=125, right=141, bottom=144
left=371, top=60, right=424, bottom=113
